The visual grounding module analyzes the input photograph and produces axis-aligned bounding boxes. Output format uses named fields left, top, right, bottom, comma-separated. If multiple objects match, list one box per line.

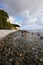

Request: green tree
left=0, top=10, right=20, bottom=30
left=0, top=10, right=9, bottom=29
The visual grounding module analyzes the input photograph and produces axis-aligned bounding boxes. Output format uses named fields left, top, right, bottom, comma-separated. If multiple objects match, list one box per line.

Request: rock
left=0, top=31, right=43, bottom=65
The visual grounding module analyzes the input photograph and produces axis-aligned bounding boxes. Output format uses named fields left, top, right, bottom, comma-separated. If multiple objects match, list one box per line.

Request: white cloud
left=19, top=10, right=37, bottom=25
left=19, top=10, right=43, bottom=30
left=7, top=16, right=22, bottom=27
left=7, top=16, right=15, bottom=24
left=0, top=0, right=43, bottom=30
left=1, top=0, right=41, bottom=15
left=7, top=10, right=43, bottom=30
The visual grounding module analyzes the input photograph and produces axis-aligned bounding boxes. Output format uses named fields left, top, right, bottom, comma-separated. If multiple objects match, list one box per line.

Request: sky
left=0, top=0, right=43, bottom=30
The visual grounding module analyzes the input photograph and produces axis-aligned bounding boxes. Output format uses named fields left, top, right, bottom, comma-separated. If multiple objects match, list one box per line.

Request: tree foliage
left=0, top=10, right=19, bottom=29
left=0, top=10, right=9, bottom=29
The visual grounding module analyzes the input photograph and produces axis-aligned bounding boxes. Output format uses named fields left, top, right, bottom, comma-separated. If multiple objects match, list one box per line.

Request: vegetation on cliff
left=0, top=10, right=20, bottom=30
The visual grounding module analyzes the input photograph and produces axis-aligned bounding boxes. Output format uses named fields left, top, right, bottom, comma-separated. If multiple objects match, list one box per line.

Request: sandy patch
left=0, top=30, right=16, bottom=38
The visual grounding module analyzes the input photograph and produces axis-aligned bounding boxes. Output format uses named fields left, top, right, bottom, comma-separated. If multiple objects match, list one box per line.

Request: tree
left=0, top=10, right=9, bottom=29
left=0, top=9, right=20, bottom=30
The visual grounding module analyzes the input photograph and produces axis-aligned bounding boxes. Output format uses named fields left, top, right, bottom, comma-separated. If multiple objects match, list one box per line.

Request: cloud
left=19, top=10, right=37, bottom=25
left=0, top=0, right=43, bottom=30
left=0, top=0, right=41, bottom=15
left=7, top=16, right=22, bottom=27
left=7, top=16, right=15, bottom=24
left=7, top=10, right=43, bottom=30
left=19, top=10, right=43, bottom=29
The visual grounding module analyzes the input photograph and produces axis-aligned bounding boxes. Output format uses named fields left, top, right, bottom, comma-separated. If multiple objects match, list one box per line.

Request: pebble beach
left=0, top=30, right=43, bottom=65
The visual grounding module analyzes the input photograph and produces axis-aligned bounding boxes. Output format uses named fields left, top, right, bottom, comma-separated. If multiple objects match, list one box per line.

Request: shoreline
left=0, top=30, right=17, bottom=39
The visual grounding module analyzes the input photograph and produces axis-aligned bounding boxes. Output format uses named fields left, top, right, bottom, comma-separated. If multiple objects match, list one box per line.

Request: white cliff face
left=16, top=27, right=20, bottom=30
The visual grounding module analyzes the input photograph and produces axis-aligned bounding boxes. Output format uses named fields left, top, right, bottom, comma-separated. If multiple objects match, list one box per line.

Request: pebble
left=0, top=32, right=43, bottom=65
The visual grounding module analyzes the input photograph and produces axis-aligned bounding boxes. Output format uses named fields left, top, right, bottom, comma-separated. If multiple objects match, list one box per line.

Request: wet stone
left=0, top=32, right=43, bottom=65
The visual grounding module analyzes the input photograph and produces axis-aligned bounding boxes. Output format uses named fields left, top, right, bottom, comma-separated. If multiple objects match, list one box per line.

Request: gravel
left=0, top=31, right=43, bottom=65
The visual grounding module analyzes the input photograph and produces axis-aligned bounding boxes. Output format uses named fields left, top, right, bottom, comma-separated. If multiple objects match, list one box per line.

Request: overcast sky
left=0, top=0, right=43, bottom=30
